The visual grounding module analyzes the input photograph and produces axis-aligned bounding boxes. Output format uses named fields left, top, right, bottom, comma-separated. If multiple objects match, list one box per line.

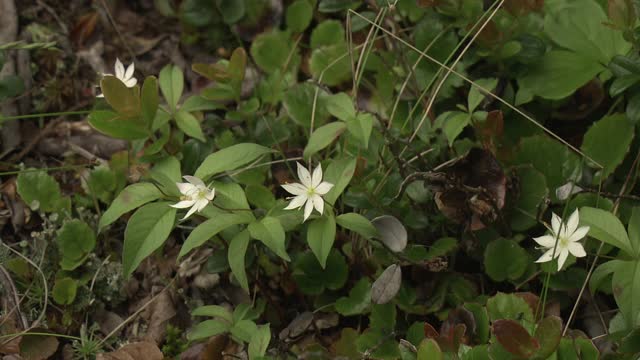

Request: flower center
left=196, top=189, right=209, bottom=200
left=307, top=187, right=316, bottom=196
left=558, top=236, right=569, bottom=248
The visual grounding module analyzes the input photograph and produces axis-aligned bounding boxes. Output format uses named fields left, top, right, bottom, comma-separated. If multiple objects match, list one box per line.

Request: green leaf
left=230, top=319, right=258, bottom=343
left=180, top=213, right=252, bottom=258
left=16, top=170, right=64, bottom=213
left=309, top=43, right=352, bottom=86
left=486, top=292, right=534, bottom=325
left=175, top=109, right=205, bottom=141
left=56, top=220, right=96, bottom=271
left=250, top=31, right=292, bottom=74
left=99, top=183, right=163, bottom=231
left=195, top=143, right=272, bottom=179
left=307, top=214, right=337, bottom=268
left=141, top=76, right=159, bottom=127
left=434, top=111, right=471, bottom=145
left=310, top=20, right=345, bottom=48
left=417, top=339, right=443, bottom=360
left=318, top=0, right=360, bottom=12
left=304, top=122, right=347, bottom=158
left=159, top=64, right=184, bottom=111
left=245, top=185, right=276, bottom=209
left=150, top=156, right=181, bottom=196
left=580, top=206, right=635, bottom=257
left=228, top=230, right=251, bottom=292
left=52, top=277, right=78, bottom=305
left=88, top=110, right=149, bottom=140
left=248, top=217, right=290, bottom=261
left=323, top=157, right=357, bottom=205
left=484, top=238, right=528, bottom=282
left=544, top=0, right=630, bottom=64
left=518, top=50, right=604, bottom=100
left=629, top=207, right=640, bottom=256
left=123, top=202, right=176, bottom=277
left=335, top=278, right=372, bottom=316
left=372, top=215, right=408, bottom=253
left=612, top=260, right=640, bottom=328
left=248, top=325, right=271, bottom=359
left=286, top=0, right=313, bottom=32
left=590, top=259, right=622, bottom=292
left=100, top=76, right=140, bottom=116
left=581, top=114, right=634, bottom=182
left=336, top=213, right=378, bottom=239
left=228, top=47, right=247, bottom=83
left=215, top=0, right=245, bottom=24
left=293, top=249, right=348, bottom=295
left=188, top=319, right=230, bottom=341
left=192, top=305, right=233, bottom=323
left=468, top=78, right=498, bottom=113
left=282, top=82, right=330, bottom=128
left=326, top=92, right=356, bottom=121
left=514, top=135, right=580, bottom=202
left=532, top=316, right=562, bottom=360
left=510, top=166, right=548, bottom=231
left=347, top=113, right=374, bottom=149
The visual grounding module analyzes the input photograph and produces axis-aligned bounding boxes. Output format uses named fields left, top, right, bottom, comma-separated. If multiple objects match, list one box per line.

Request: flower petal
left=566, top=209, right=580, bottom=237
left=297, top=162, right=312, bottom=188
left=568, top=242, right=586, bottom=258
left=183, top=175, right=205, bottom=187
left=557, top=249, right=569, bottom=271
left=312, top=194, right=324, bottom=215
left=170, top=200, right=196, bottom=208
left=535, top=248, right=555, bottom=263
left=533, top=235, right=556, bottom=248
left=124, top=78, right=138, bottom=87
left=176, top=182, right=195, bottom=195
left=311, top=164, right=323, bottom=188
left=195, top=198, right=209, bottom=212
left=282, top=183, right=307, bottom=196
left=551, top=212, right=562, bottom=235
left=182, top=205, right=199, bottom=220
left=115, top=58, right=125, bottom=79
left=205, top=188, right=215, bottom=201
left=569, top=226, right=590, bottom=243
left=124, top=62, right=135, bottom=80
left=314, top=182, right=334, bottom=195
left=96, top=93, right=105, bottom=98
left=303, top=197, right=314, bottom=221
left=284, top=195, right=307, bottom=210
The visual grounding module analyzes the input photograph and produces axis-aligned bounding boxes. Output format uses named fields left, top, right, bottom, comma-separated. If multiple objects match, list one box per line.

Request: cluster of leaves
left=8, top=0, right=640, bottom=358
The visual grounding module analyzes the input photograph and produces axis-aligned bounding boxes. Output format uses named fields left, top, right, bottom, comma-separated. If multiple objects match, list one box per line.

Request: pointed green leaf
left=179, top=213, right=252, bottom=258
left=159, top=64, right=184, bottom=111
left=123, top=202, right=176, bottom=277
left=303, top=122, right=347, bottom=158
left=195, top=143, right=272, bottom=179
left=175, top=109, right=205, bottom=141
left=248, top=216, right=290, bottom=261
left=580, top=206, right=634, bottom=257
left=307, top=214, right=336, bottom=268
left=99, top=183, right=163, bottom=231
left=229, top=230, right=251, bottom=292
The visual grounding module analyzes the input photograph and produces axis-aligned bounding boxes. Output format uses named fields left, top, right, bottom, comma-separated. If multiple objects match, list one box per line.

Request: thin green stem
left=0, top=110, right=91, bottom=122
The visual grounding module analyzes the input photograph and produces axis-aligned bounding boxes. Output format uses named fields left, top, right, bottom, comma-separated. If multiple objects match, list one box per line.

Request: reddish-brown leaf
left=492, top=319, right=539, bottom=358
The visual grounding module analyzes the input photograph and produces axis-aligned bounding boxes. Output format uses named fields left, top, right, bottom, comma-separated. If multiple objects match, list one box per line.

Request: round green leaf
left=484, top=238, right=528, bottom=282
left=286, top=0, right=313, bottom=32
left=52, top=277, right=78, bottom=305
left=56, top=220, right=96, bottom=271
left=250, top=31, right=292, bottom=74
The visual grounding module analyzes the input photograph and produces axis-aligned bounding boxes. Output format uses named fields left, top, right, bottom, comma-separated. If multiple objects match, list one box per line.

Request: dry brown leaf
left=96, top=341, right=163, bottom=360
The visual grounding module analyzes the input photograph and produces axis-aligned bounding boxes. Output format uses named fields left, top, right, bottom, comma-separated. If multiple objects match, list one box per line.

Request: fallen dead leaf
left=96, top=341, right=163, bottom=360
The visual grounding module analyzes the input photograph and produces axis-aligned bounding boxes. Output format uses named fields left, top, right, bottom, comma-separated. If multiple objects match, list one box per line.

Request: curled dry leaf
left=371, top=264, right=402, bottom=305
left=429, top=148, right=506, bottom=231
left=371, top=215, right=407, bottom=253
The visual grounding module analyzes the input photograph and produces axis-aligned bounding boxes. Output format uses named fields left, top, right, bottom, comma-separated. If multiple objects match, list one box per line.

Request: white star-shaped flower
left=97, top=58, right=137, bottom=97
left=170, top=176, right=215, bottom=220
left=282, top=163, right=334, bottom=222
left=534, top=209, right=590, bottom=271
